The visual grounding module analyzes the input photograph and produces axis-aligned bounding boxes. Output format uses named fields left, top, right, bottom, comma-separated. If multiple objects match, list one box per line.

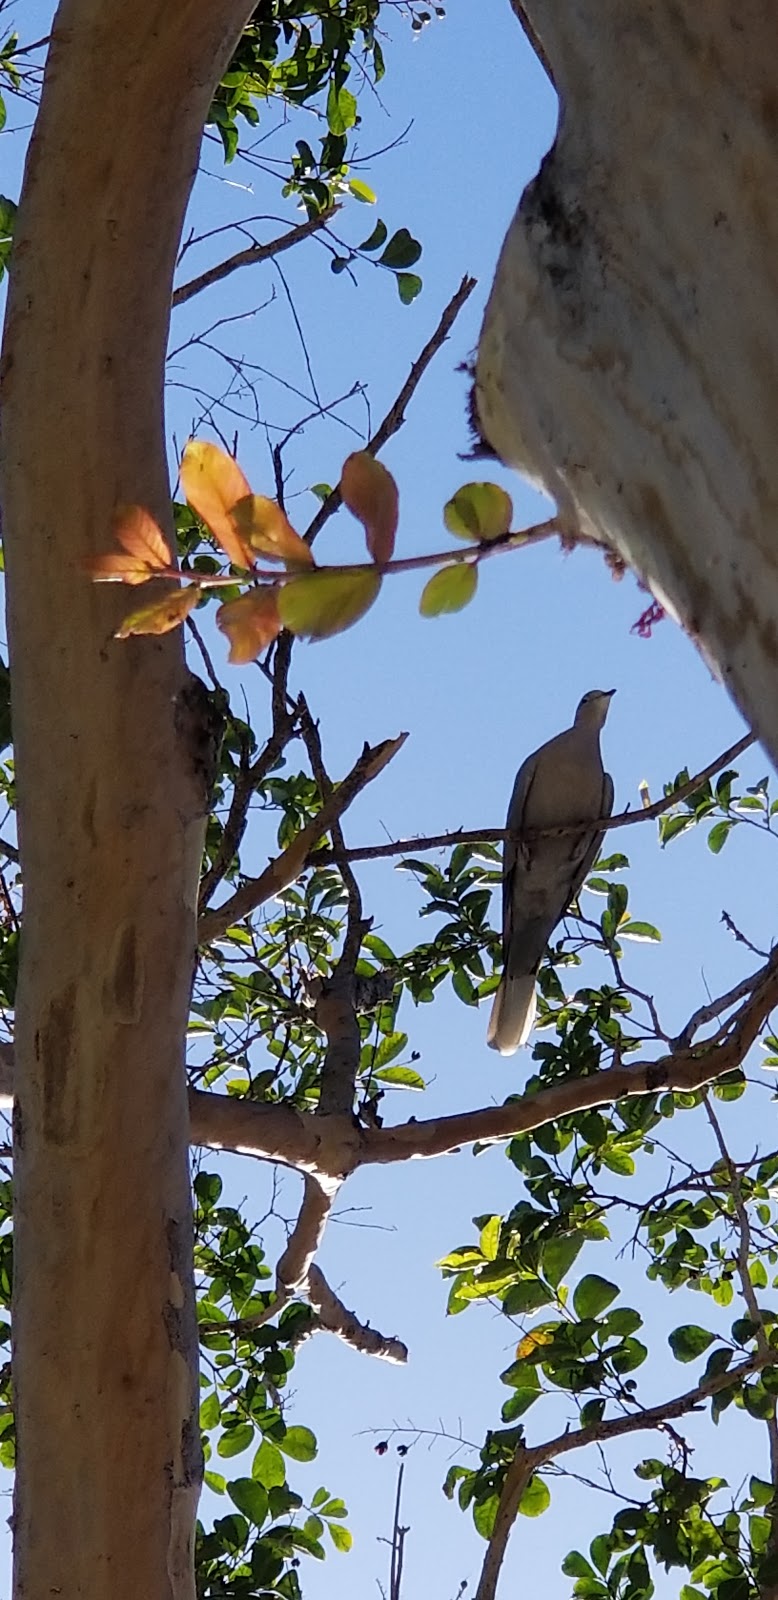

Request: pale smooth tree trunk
left=477, top=2, right=778, bottom=762
left=0, top=1, right=254, bottom=1595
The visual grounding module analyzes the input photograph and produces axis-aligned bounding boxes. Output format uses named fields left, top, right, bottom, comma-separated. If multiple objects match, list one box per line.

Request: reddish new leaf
left=180, top=439, right=254, bottom=569
left=115, top=584, right=201, bottom=639
left=230, top=495, right=314, bottom=568
left=340, top=451, right=399, bottom=564
left=216, top=588, right=283, bottom=663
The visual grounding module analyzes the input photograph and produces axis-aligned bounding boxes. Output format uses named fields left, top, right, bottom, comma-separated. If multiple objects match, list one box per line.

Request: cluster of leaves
left=208, top=0, right=384, bottom=183
left=193, top=1168, right=353, bottom=1598
left=658, top=766, right=778, bottom=854
left=88, top=438, right=518, bottom=654
left=331, top=216, right=424, bottom=304
left=564, top=1467, right=778, bottom=1600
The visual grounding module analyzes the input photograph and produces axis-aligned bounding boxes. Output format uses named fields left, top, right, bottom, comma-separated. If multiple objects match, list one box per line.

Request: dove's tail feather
left=487, top=972, right=537, bottom=1055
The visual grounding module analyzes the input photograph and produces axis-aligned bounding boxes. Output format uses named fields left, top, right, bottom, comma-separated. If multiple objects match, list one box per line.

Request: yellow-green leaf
left=444, top=482, right=513, bottom=542
left=216, top=588, right=282, bottom=663
left=278, top=568, right=381, bottom=639
left=419, top=563, right=477, bottom=617
left=115, top=584, right=200, bottom=639
left=340, top=452, right=399, bottom=564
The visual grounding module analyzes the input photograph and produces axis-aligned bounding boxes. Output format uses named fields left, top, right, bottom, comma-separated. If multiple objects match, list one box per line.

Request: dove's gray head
left=574, top=689, right=615, bottom=730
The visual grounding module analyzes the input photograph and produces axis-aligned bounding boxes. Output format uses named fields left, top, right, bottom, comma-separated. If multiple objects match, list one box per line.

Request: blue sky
left=2, top=3, right=776, bottom=1597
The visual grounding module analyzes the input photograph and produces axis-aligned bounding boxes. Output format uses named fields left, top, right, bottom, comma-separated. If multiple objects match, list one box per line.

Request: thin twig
left=303, top=274, right=478, bottom=549
left=311, top=732, right=757, bottom=866
left=172, top=207, right=337, bottom=307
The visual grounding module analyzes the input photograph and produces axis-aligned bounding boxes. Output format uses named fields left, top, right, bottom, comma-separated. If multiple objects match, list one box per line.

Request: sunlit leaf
left=518, top=1475, right=551, bottom=1518
left=340, top=452, right=399, bottom=564
left=573, top=1275, right=619, bottom=1319
left=216, top=589, right=282, bottom=663
left=227, top=1477, right=268, bottom=1526
left=419, top=562, right=477, bottom=616
left=278, top=568, right=381, bottom=639
left=88, top=505, right=173, bottom=585
left=348, top=179, right=376, bottom=204
left=328, top=1522, right=353, bottom=1553
left=278, top=1425, right=317, bottom=1462
left=180, top=439, right=254, bottom=568
left=115, top=584, right=200, bottom=639
left=444, top=482, right=513, bottom=542
left=230, top=495, right=313, bottom=568
left=516, top=1326, right=556, bottom=1360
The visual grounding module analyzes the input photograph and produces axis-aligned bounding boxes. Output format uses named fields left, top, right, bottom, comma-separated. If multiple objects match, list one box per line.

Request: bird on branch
left=488, top=689, right=615, bottom=1055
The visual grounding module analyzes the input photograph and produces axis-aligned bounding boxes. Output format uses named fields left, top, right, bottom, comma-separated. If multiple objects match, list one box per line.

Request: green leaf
left=573, top=1275, right=619, bottom=1320
left=708, top=819, right=734, bottom=853
left=473, top=1492, right=500, bottom=1539
left=563, top=1552, right=596, bottom=1580
left=328, top=1522, right=353, bottom=1552
left=619, top=921, right=661, bottom=942
left=396, top=271, right=423, bottom=304
left=743, top=1380, right=775, bottom=1420
left=326, top=81, right=358, bottom=135
left=348, top=178, right=376, bottom=203
left=749, top=1476, right=774, bottom=1507
left=252, top=1439, right=286, bottom=1488
left=278, top=1425, right=317, bottom=1462
left=379, top=227, right=422, bottom=270
left=357, top=219, right=388, bottom=253
left=503, top=1278, right=554, bottom=1315
left=204, top=1470, right=226, bottom=1495
left=480, top=1215, right=502, bottom=1261
left=518, top=1475, right=551, bottom=1517
left=717, top=1578, right=751, bottom=1600
left=371, top=1064, right=425, bottom=1090
left=278, top=568, right=381, bottom=639
left=444, top=482, right=513, bottom=542
left=668, top=1325, right=715, bottom=1363
left=542, top=1233, right=584, bottom=1288
left=228, top=1477, right=268, bottom=1526
left=217, top=1422, right=253, bottom=1458
left=420, top=563, right=478, bottom=617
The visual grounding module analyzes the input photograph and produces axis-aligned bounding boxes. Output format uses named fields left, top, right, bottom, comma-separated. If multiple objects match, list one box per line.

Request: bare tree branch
left=197, top=731, right=408, bottom=943
left=307, top=1264, right=408, bottom=1363
left=303, top=274, right=478, bottom=549
left=311, top=732, right=757, bottom=868
left=475, top=1350, right=772, bottom=1600
left=299, top=696, right=367, bottom=1116
left=172, top=208, right=337, bottom=308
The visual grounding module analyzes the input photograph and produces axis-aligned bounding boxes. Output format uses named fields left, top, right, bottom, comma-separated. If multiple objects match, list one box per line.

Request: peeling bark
left=0, top=1, right=254, bottom=1595
left=476, top=2, right=778, bottom=761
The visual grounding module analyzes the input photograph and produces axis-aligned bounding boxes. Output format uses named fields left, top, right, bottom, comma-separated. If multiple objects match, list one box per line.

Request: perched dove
left=487, top=690, right=615, bottom=1055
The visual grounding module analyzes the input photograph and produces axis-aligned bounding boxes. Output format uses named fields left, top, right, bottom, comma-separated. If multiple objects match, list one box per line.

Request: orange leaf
left=115, top=585, right=201, bottom=639
left=180, top=439, right=254, bottom=569
left=86, top=552, right=158, bottom=586
left=216, top=588, right=282, bottom=664
left=114, top=504, right=173, bottom=568
left=230, top=495, right=314, bottom=569
left=340, top=451, right=399, bottom=564
left=87, top=505, right=173, bottom=585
